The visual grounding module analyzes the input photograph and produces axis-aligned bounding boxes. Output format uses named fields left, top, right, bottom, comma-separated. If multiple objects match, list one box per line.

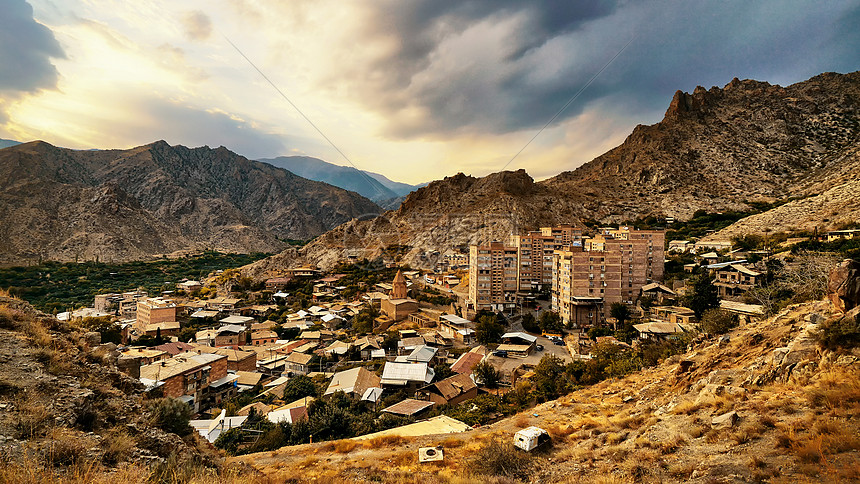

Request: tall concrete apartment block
left=552, top=227, right=665, bottom=327
left=540, top=224, right=584, bottom=246
left=469, top=241, right=519, bottom=311
left=509, top=225, right=586, bottom=292
left=136, top=297, right=177, bottom=328
left=509, top=231, right=555, bottom=292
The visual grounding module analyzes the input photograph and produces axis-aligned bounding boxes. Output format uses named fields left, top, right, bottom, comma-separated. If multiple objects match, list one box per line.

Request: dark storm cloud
left=341, top=0, right=860, bottom=138
left=0, top=0, right=65, bottom=93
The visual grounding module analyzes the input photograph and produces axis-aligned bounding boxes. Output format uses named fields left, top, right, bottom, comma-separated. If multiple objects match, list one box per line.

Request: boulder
left=828, top=259, right=860, bottom=313
left=82, top=331, right=101, bottom=347
left=711, top=411, right=739, bottom=429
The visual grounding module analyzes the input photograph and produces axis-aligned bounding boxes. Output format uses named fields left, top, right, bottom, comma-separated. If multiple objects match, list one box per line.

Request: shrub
left=468, top=439, right=532, bottom=480
left=102, top=428, right=136, bottom=465
left=817, top=312, right=860, bottom=350
left=699, top=309, right=738, bottom=335
left=149, top=398, right=192, bottom=436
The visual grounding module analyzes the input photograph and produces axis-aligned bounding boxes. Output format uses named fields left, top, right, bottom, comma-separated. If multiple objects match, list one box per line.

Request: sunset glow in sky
left=1, top=1, right=859, bottom=184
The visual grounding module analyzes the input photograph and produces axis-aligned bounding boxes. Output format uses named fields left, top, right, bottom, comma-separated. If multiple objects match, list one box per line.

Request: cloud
left=181, top=10, right=212, bottom=41
left=291, top=0, right=860, bottom=141
left=0, top=0, right=64, bottom=93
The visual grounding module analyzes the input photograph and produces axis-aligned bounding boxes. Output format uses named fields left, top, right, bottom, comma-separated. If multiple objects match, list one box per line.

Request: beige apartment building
left=553, top=227, right=665, bottom=327
left=509, top=231, right=556, bottom=292
left=469, top=241, right=519, bottom=311
left=136, top=297, right=178, bottom=328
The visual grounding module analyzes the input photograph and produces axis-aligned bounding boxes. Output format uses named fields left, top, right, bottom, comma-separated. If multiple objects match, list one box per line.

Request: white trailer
left=513, top=426, right=550, bottom=452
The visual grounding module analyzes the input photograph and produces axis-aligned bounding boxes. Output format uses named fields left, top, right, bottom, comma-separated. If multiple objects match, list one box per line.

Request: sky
left=1, top=1, right=859, bottom=184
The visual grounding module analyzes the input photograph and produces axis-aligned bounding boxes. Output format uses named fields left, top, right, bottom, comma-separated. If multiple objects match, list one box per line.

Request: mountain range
left=243, top=70, right=860, bottom=277
left=0, top=141, right=381, bottom=265
left=259, top=156, right=424, bottom=209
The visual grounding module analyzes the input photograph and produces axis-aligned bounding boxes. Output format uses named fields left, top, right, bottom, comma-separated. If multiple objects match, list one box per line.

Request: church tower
left=391, top=270, right=408, bottom=299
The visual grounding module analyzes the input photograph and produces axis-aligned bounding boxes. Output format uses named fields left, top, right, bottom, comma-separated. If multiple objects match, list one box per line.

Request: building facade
left=552, top=227, right=665, bottom=327
left=136, top=297, right=177, bottom=328
left=468, top=241, right=519, bottom=311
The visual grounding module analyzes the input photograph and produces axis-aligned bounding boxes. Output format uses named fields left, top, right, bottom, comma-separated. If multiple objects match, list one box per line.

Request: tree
left=473, top=361, right=501, bottom=389
left=475, top=315, right=504, bottom=344
left=521, top=313, right=540, bottom=333
left=149, top=398, right=192, bottom=436
left=685, top=273, right=719, bottom=319
left=538, top=311, right=562, bottom=334
left=610, top=302, right=632, bottom=329
left=282, top=375, right=318, bottom=401
left=532, top=354, right=565, bottom=402
left=699, top=308, right=737, bottom=335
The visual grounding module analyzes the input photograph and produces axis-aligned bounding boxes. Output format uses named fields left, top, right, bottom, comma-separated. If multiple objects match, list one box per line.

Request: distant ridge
left=259, top=156, right=424, bottom=207
left=0, top=139, right=21, bottom=149
left=0, top=141, right=380, bottom=265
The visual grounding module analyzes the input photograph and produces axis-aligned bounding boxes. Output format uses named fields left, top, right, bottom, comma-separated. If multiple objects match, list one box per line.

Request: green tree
left=538, top=311, right=562, bottom=334
left=473, top=360, right=501, bottom=389
left=532, top=354, right=565, bottom=402
left=521, top=313, right=540, bottom=333
left=282, top=375, right=318, bottom=401
left=609, top=302, right=631, bottom=328
left=149, top=398, right=192, bottom=436
left=685, top=273, right=719, bottom=319
left=475, top=315, right=504, bottom=345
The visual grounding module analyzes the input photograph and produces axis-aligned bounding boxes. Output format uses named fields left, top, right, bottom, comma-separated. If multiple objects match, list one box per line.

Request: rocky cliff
left=0, top=141, right=381, bottom=264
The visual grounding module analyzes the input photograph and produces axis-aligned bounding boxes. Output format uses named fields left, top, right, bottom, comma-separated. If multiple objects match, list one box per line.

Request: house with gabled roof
left=324, top=367, right=382, bottom=399
left=417, top=373, right=478, bottom=406
left=381, top=362, right=435, bottom=391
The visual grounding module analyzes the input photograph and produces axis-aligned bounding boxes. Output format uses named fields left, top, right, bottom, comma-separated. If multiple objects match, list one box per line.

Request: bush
left=149, top=398, right=192, bottom=436
left=469, top=439, right=532, bottom=480
left=818, top=312, right=860, bottom=350
left=473, top=361, right=501, bottom=389
left=699, top=309, right=738, bottom=335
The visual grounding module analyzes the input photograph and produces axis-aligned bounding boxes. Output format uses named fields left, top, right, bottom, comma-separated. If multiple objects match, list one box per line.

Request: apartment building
left=136, top=297, right=177, bottom=328
left=468, top=241, right=519, bottom=311
left=552, top=227, right=665, bottom=327
left=95, top=290, right=148, bottom=319
left=540, top=224, right=584, bottom=246
left=509, top=231, right=556, bottom=292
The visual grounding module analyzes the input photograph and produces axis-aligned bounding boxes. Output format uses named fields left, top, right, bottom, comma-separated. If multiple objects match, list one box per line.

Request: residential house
left=251, top=330, right=279, bottom=346
left=187, top=345, right=257, bottom=372
left=450, top=351, right=485, bottom=375
left=632, top=322, right=687, bottom=341
left=324, top=367, right=382, bottom=399
left=417, top=373, right=478, bottom=406
left=382, top=398, right=435, bottom=418
left=640, top=282, right=676, bottom=305
left=265, top=277, right=293, bottom=291
left=139, top=352, right=228, bottom=413
left=285, top=352, right=315, bottom=375
left=380, top=362, right=435, bottom=391
left=499, top=332, right=537, bottom=357
left=142, top=320, right=180, bottom=338
left=136, top=297, right=177, bottom=329
left=713, top=264, right=761, bottom=298
left=214, top=324, right=248, bottom=348
left=651, top=306, right=697, bottom=325
left=438, top=314, right=476, bottom=344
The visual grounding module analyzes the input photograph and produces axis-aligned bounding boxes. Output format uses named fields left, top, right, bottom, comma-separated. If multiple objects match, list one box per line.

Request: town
left=49, top=224, right=858, bottom=453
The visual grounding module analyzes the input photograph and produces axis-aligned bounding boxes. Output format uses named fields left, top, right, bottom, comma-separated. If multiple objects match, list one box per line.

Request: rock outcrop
left=828, top=259, right=860, bottom=313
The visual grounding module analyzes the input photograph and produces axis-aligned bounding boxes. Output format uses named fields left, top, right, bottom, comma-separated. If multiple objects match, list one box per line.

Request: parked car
left=553, top=339, right=564, bottom=346
left=535, top=344, right=544, bottom=351
left=492, top=350, right=508, bottom=358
